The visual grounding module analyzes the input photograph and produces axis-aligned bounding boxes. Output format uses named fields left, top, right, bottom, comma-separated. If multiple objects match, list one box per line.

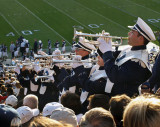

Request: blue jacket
left=101, top=45, right=151, bottom=97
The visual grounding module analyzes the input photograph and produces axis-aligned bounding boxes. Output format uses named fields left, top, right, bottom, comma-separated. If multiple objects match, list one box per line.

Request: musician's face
left=75, top=48, right=89, bottom=57
left=128, top=30, right=144, bottom=46
left=97, top=56, right=104, bottom=66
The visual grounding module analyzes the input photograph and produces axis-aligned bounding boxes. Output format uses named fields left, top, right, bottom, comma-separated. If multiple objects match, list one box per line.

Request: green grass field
left=0, top=0, right=160, bottom=48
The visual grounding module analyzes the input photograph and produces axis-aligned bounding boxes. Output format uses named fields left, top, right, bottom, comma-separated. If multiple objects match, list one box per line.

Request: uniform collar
left=131, top=45, right=146, bottom=51
left=99, top=66, right=104, bottom=70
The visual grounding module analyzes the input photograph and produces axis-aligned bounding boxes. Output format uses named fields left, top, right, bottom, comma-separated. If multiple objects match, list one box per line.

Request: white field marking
left=15, top=0, right=71, bottom=45
left=126, top=0, right=160, bottom=15
left=34, top=30, right=40, bottom=31
left=43, top=0, right=96, bottom=33
left=99, top=0, right=160, bottom=29
left=73, top=0, right=128, bottom=30
left=0, top=12, right=20, bottom=35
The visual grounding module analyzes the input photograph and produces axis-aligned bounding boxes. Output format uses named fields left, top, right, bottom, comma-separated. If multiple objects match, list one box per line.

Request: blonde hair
left=23, top=94, right=38, bottom=109
left=27, top=116, right=73, bottom=127
left=15, top=81, right=22, bottom=88
left=10, top=117, right=21, bottom=127
left=123, top=95, right=160, bottom=127
left=80, top=107, right=116, bottom=127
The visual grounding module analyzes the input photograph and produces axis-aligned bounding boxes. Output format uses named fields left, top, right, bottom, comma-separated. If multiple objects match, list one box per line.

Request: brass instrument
left=35, top=75, right=53, bottom=82
left=73, top=28, right=128, bottom=46
left=34, top=53, right=76, bottom=59
left=52, top=59, right=97, bottom=63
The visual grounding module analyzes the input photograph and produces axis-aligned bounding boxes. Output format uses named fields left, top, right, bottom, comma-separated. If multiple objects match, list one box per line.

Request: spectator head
left=88, top=94, right=110, bottom=110
left=5, top=95, right=18, bottom=108
left=123, top=95, right=160, bottom=127
left=17, top=106, right=39, bottom=125
left=80, top=107, right=116, bottom=127
left=0, top=104, right=21, bottom=127
left=15, top=81, right=22, bottom=88
left=109, top=94, right=131, bottom=126
left=7, top=87, right=14, bottom=96
left=23, top=94, right=38, bottom=109
left=60, top=92, right=82, bottom=115
left=42, top=102, right=63, bottom=117
left=50, top=107, right=77, bottom=127
left=27, top=116, right=72, bottom=127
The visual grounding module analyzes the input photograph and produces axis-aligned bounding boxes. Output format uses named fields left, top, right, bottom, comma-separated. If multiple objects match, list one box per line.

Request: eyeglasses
left=75, top=48, right=84, bottom=51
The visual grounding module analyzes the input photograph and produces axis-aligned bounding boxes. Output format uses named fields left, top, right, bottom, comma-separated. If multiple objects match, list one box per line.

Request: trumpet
left=73, top=29, right=128, bottom=46
left=52, top=59, right=97, bottom=63
left=34, top=53, right=76, bottom=59
left=74, top=29, right=128, bottom=40
left=3, top=65, right=16, bottom=69
left=35, top=75, right=54, bottom=82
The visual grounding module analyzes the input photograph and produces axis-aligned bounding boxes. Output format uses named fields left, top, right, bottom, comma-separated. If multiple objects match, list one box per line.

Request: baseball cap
left=17, top=106, right=39, bottom=124
left=50, top=107, right=78, bottom=126
left=0, top=104, right=20, bottom=127
left=5, top=95, right=18, bottom=107
left=42, top=102, right=63, bottom=117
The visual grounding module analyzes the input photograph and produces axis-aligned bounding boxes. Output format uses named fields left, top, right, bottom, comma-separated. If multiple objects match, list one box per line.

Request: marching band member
left=61, top=40, right=66, bottom=54
left=25, top=40, right=30, bottom=56
left=97, top=17, right=155, bottom=97
left=54, top=40, right=60, bottom=50
left=71, top=39, right=76, bottom=53
left=57, top=37, right=96, bottom=99
left=2, top=44, right=8, bottom=60
left=38, top=40, right=43, bottom=51
left=16, top=60, right=32, bottom=96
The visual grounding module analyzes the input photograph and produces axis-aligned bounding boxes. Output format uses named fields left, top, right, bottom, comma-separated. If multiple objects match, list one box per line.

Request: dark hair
left=109, top=94, right=131, bottom=125
left=88, top=94, right=110, bottom=110
left=137, top=32, right=149, bottom=45
left=60, top=92, right=82, bottom=115
left=7, top=87, right=14, bottom=96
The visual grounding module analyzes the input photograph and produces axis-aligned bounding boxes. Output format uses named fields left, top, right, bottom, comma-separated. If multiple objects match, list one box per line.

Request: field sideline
left=0, top=0, right=160, bottom=48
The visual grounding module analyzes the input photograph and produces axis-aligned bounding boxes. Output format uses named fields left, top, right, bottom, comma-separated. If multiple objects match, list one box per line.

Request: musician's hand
left=53, top=49, right=63, bottom=60
left=79, top=37, right=85, bottom=43
left=33, top=64, right=41, bottom=73
left=97, top=37, right=112, bottom=53
left=14, top=65, right=20, bottom=75
left=72, top=55, right=83, bottom=68
left=48, top=75, right=55, bottom=82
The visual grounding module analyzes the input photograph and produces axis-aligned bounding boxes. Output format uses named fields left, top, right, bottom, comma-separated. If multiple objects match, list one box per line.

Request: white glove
left=38, top=51, right=47, bottom=55
left=72, top=55, right=83, bottom=68
left=79, top=37, right=85, bottom=43
left=14, top=65, right=20, bottom=75
left=53, top=49, right=63, bottom=60
left=33, top=64, right=41, bottom=73
left=97, top=37, right=112, bottom=53
left=48, top=76, right=55, bottom=82
left=53, top=49, right=61, bottom=55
